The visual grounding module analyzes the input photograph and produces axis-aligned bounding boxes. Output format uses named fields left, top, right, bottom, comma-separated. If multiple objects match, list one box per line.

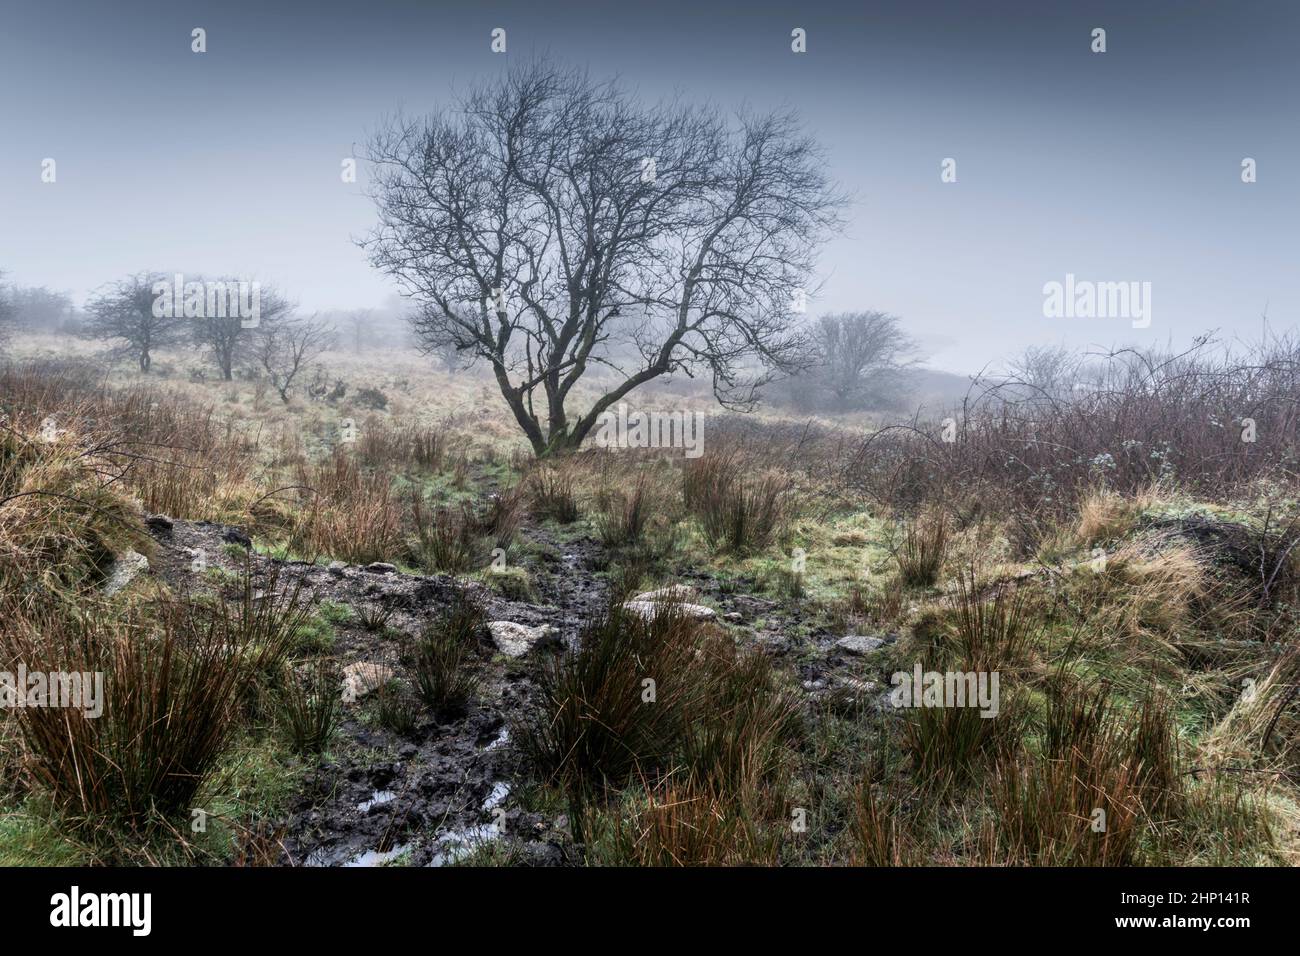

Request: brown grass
left=980, top=681, right=1182, bottom=865
left=683, top=448, right=791, bottom=553
left=518, top=604, right=799, bottom=854
left=894, top=510, right=949, bottom=587
left=526, top=464, right=580, bottom=523
left=2, top=566, right=307, bottom=829
left=288, top=448, right=403, bottom=563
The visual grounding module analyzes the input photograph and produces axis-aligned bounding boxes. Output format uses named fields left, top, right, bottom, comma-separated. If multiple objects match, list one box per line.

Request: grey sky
left=1, top=0, right=1295, bottom=372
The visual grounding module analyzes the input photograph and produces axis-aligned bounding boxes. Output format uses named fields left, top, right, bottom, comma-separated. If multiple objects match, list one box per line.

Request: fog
left=1, top=0, right=1295, bottom=374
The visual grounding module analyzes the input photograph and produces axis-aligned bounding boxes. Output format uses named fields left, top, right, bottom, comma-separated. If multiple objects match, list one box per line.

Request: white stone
left=488, top=621, right=559, bottom=658
left=340, top=662, right=395, bottom=702
left=628, top=584, right=700, bottom=604
left=835, top=635, right=886, bottom=655
left=104, top=550, right=149, bottom=596
left=622, top=600, right=716, bottom=622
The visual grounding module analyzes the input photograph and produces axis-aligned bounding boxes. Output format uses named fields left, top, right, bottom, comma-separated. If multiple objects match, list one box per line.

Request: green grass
left=0, top=808, right=88, bottom=866
left=293, top=609, right=341, bottom=653
left=483, top=564, right=535, bottom=601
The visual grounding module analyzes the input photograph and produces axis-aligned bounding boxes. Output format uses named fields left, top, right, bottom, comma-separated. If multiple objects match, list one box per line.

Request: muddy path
left=141, top=511, right=898, bottom=866
left=143, top=515, right=616, bottom=866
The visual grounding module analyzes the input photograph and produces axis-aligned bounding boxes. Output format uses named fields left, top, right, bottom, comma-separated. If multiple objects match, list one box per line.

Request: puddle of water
left=357, top=790, right=396, bottom=813
left=483, top=781, right=510, bottom=810
left=426, top=782, right=512, bottom=866
left=427, top=824, right=499, bottom=866
left=343, top=843, right=410, bottom=867
left=484, top=727, right=510, bottom=751
left=304, top=842, right=410, bottom=867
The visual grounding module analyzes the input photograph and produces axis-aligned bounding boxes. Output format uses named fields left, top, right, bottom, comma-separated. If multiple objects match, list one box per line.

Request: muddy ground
left=141, top=514, right=896, bottom=866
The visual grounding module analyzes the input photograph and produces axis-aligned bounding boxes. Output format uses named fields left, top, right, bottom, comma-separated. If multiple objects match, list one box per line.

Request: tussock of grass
left=683, top=448, right=791, bottom=554
left=1076, top=485, right=1160, bottom=546
left=408, top=592, right=483, bottom=719
left=527, top=465, right=580, bottom=523
left=518, top=604, right=799, bottom=861
left=594, top=473, right=652, bottom=548
left=278, top=658, right=340, bottom=755
left=894, top=510, right=948, bottom=587
left=981, top=683, right=1181, bottom=865
left=1, top=428, right=152, bottom=592
left=2, top=565, right=307, bottom=830
left=289, top=448, right=402, bottom=563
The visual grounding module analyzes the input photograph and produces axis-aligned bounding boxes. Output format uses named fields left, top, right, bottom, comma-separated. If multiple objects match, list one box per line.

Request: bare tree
left=191, top=280, right=292, bottom=380
left=7, top=285, right=74, bottom=333
left=1005, top=344, right=1083, bottom=400
left=362, top=59, right=845, bottom=456
left=809, top=311, right=918, bottom=410
left=83, top=272, right=183, bottom=372
left=340, top=309, right=373, bottom=353
left=0, top=270, right=13, bottom=353
left=434, top=339, right=467, bottom=373
left=253, top=313, right=336, bottom=403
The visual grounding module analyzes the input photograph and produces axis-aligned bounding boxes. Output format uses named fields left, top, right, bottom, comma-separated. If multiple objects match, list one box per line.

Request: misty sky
left=1, top=0, right=1295, bottom=373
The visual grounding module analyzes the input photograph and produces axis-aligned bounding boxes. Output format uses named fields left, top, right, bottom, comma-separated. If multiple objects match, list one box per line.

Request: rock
left=327, top=560, right=348, bottom=577
left=629, top=584, right=700, bottom=604
left=364, top=562, right=398, bottom=575
left=622, top=600, right=716, bottom=622
left=145, top=513, right=174, bottom=533
left=103, top=550, right=149, bottom=596
left=340, top=662, right=395, bottom=702
left=834, top=635, right=887, bottom=655
left=488, top=621, right=560, bottom=658
left=722, top=611, right=743, bottom=622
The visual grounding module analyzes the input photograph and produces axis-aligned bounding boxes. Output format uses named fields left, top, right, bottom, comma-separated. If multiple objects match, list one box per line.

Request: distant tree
left=343, top=310, right=372, bottom=353
left=1005, top=344, right=1082, bottom=400
left=809, top=311, right=918, bottom=410
left=432, top=338, right=467, bottom=373
left=0, top=271, right=13, bottom=352
left=83, top=272, right=183, bottom=372
left=362, top=58, right=845, bottom=456
left=8, top=285, right=74, bottom=333
left=190, top=280, right=292, bottom=380
left=253, top=313, right=336, bottom=403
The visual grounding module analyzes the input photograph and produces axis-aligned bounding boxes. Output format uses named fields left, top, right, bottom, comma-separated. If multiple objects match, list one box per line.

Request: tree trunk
left=491, top=364, right=548, bottom=456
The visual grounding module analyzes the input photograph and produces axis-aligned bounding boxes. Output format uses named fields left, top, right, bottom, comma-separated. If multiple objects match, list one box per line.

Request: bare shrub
left=846, top=334, right=1300, bottom=515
